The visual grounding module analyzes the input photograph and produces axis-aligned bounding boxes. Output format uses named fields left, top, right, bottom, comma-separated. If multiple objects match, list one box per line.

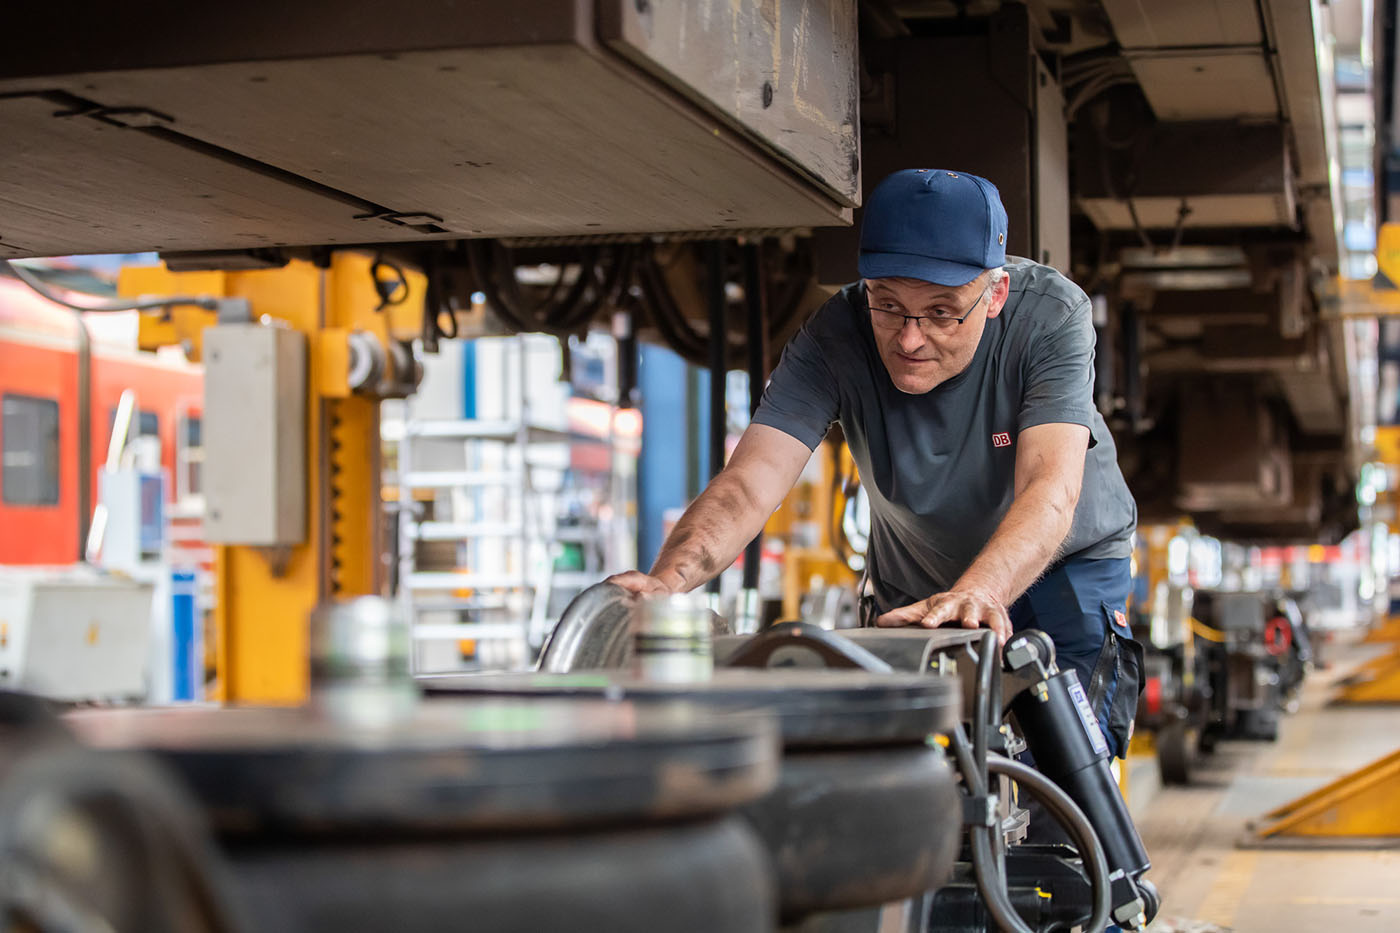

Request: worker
left=608, top=168, right=1142, bottom=760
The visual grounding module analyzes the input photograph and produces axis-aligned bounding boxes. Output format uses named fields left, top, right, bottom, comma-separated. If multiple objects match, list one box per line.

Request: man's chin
left=892, top=374, right=940, bottom=395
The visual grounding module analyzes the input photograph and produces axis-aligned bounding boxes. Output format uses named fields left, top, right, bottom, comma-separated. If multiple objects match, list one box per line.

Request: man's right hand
left=603, top=571, right=674, bottom=597
left=875, top=587, right=1012, bottom=644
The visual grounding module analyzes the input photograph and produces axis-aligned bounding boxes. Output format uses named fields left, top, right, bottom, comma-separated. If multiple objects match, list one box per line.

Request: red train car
left=0, top=275, right=203, bottom=565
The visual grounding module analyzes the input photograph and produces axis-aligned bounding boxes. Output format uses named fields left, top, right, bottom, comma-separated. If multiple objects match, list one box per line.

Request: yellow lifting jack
left=1331, top=644, right=1400, bottom=704
left=1331, top=424, right=1400, bottom=705
left=1243, top=249, right=1400, bottom=846
left=1249, top=748, right=1400, bottom=846
left=121, top=254, right=426, bottom=705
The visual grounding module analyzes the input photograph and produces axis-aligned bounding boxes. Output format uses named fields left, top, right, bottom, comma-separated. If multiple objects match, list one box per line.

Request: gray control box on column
left=203, top=324, right=307, bottom=545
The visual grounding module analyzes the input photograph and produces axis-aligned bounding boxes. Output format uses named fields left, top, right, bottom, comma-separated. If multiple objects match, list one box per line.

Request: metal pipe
left=74, top=313, right=92, bottom=562
left=741, top=243, right=767, bottom=594
left=705, top=242, right=726, bottom=597
left=686, top=364, right=703, bottom=500
left=1122, top=300, right=1142, bottom=428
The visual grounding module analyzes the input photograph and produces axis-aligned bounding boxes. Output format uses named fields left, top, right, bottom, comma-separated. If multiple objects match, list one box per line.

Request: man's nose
left=897, top=318, right=925, bottom=352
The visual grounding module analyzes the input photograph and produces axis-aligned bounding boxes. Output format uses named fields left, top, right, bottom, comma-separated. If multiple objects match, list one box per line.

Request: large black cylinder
left=424, top=668, right=965, bottom=923
left=60, top=698, right=781, bottom=933
left=1010, top=670, right=1150, bottom=879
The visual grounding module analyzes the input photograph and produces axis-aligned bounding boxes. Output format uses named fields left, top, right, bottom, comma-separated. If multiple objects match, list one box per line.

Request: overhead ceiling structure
left=1074, top=0, right=1361, bottom=542
left=1083, top=0, right=1340, bottom=269
left=0, top=0, right=860, bottom=258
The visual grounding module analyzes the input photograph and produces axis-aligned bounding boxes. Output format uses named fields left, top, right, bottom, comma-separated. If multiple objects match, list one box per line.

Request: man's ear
left=984, top=274, right=1011, bottom=320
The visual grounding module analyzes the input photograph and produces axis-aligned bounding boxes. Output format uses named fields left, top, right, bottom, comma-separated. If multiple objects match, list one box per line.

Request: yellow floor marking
left=1289, top=896, right=1400, bottom=906
left=1194, top=849, right=1258, bottom=928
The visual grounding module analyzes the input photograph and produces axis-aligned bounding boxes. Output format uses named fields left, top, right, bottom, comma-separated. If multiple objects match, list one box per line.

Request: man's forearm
left=954, top=482, right=1076, bottom=605
left=649, top=473, right=771, bottom=592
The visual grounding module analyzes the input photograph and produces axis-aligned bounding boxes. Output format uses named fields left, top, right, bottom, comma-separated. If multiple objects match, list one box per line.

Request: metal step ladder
left=386, top=335, right=611, bottom=673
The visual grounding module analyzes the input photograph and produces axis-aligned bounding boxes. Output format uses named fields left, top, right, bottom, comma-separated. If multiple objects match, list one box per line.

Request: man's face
left=865, top=273, right=1006, bottom=394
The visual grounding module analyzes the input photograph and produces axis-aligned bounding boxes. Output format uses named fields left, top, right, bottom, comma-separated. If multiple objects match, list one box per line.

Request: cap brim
left=858, top=250, right=984, bottom=287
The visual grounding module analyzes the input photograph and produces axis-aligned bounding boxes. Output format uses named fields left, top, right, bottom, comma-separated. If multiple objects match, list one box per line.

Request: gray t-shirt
left=752, top=257, right=1137, bottom=612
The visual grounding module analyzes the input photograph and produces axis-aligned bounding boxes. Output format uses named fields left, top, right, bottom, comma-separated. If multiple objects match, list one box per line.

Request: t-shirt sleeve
left=1018, top=298, right=1097, bottom=434
left=751, top=311, right=842, bottom=450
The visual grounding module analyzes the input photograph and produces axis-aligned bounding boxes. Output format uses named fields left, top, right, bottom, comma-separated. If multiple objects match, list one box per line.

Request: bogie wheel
left=1157, top=719, right=1195, bottom=785
left=1197, top=723, right=1221, bottom=756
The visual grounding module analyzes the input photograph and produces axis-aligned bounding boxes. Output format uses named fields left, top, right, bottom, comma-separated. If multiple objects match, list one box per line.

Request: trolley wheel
left=1197, top=723, right=1220, bottom=756
left=1157, top=719, right=1194, bottom=785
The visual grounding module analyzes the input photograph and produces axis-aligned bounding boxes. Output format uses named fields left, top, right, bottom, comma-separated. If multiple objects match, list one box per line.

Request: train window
left=177, top=413, right=204, bottom=502
left=105, top=406, right=161, bottom=470
left=1, top=394, right=60, bottom=506
left=107, top=407, right=161, bottom=442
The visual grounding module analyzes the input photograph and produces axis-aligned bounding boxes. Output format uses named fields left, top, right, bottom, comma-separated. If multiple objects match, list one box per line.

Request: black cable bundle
left=465, top=240, right=635, bottom=339
left=631, top=241, right=814, bottom=369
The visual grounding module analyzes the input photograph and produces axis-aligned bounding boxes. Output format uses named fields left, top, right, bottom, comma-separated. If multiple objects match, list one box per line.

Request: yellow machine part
left=1251, top=748, right=1400, bottom=842
left=122, top=255, right=424, bottom=704
left=1362, top=616, right=1400, bottom=643
left=765, top=437, right=861, bottom=621
left=1254, top=342, right=1400, bottom=838
left=1334, top=422, right=1400, bottom=696
left=1332, top=645, right=1400, bottom=703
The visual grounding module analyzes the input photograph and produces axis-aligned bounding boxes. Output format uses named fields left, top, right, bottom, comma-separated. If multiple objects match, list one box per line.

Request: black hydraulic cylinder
left=1010, top=670, right=1150, bottom=881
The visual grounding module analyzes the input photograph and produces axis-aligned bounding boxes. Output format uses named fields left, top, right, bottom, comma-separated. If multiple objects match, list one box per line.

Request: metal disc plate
left=420, top=668, right=960, bottom=747
left=63, top=698, right=777, bottom=836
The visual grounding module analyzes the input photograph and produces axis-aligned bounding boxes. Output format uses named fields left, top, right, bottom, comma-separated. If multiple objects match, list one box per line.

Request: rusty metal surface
left=229, top=816, right=775, bottom=933
left=420, top=668, right=961, bottom=747
left=599, top=0, right=860, bottom=206
left=742, top=746, right=961, bottom=919
left=63, top=698, right=778, bottom=836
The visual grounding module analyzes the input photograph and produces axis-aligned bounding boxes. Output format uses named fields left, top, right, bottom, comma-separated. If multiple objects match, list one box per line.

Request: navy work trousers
left=1008, top=555, right=1135, bottom=759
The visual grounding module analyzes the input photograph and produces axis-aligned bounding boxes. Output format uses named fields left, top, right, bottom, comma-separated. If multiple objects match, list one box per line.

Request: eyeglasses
left=867, top=282, right=991, bottom=332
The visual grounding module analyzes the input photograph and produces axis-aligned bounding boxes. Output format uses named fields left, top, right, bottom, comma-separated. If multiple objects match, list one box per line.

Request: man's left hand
left=876, top=588, right=1011, bottom=644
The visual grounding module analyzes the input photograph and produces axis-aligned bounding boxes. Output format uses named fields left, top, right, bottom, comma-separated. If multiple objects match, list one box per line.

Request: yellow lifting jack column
left=121, top=255, right=425, bottom=704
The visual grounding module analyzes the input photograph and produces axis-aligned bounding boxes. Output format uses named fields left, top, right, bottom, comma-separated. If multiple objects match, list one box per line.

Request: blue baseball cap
left=859, top=169, right=1009, bottom=287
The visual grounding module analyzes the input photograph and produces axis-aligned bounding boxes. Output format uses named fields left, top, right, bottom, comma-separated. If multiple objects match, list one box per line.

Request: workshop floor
left=1136, top=630, right=1400, bottom=933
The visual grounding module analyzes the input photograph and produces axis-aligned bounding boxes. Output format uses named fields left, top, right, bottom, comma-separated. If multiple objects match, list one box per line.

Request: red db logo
left=992, top=432, right=1011, bottom=448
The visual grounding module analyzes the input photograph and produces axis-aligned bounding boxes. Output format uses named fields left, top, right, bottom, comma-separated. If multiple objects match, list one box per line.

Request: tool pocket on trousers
left=1088, top=601, right=1146, bottom=759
